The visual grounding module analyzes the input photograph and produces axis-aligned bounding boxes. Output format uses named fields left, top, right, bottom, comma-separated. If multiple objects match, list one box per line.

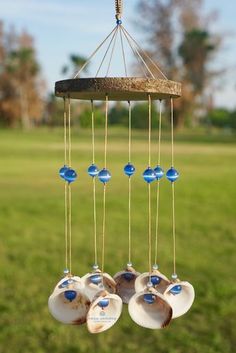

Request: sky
left=0, top=0, right=236, bottom=108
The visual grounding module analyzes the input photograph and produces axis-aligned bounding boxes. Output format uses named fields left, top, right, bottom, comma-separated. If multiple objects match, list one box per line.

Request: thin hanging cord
left=106, top=26, right=119, bottom=77
left=148, top=95, right=152, bottom=274
left=96, top=26, right=118, bottom=78
left=128, top=102, right=132, bottom=264
left=119, top=26, right=128, bottom=77
left=154, top=101, right=162, bottom=266
left=68, top=98, right=71, bottom=167
left=91, top=101, right=98, bottom=266
left=170, top=98, right=176, bottom=275
left=101, top=96, right=109, bottom=274
left=68, top=96, right=72, bottom=274
left=74, top=26, right=117, bottom=78
left=63, top=97, right=67, bottom=166
left=148, top=95, right=152, bottom=167
left=63, top=98, right=68, bottom=270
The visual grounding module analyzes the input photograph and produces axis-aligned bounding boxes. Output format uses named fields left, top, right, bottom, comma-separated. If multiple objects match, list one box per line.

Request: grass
left=0, top=127, right=236, bottom=353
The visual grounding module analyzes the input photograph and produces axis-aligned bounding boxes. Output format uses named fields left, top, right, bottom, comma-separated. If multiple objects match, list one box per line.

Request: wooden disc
left=55, top=77, right=181, bottom=101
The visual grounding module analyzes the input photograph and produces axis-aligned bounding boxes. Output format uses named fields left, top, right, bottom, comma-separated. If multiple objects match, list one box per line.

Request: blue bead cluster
left=59, top=165, right=77, bottom=183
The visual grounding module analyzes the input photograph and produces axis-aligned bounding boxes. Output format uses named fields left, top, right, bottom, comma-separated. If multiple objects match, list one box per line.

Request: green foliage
left=0, top=128, right=235, bottom=353
left=205, top=108, right=234, bottom=129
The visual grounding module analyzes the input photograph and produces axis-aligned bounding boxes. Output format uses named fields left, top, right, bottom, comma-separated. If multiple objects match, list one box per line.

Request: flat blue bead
left=64, top=290, right=77, bottom=302
left=88, top=164, right=99, bottom=177
left=143, top=293, right=156, bottom=304
left=166, top=167, right=179, bottom=182
left=143, top=168, right=156, bottom=183
left=90, top=274, right=102, bottom=285
left=98, top=169, right=111, bottom=183
left=170, top=285, right=182, bottom=295
left=98, top=298, right=109, bottom=308
left=151, top=275, right=161, bottom=286
left=122, top=272, right=135, bottom=281
left=154, top=165, right=165, bottom=180
left=124, top=163, right=136, bottom=177
left=59, top=165, right=69, bottom=179
left=64, top=168, right=77, bottom=183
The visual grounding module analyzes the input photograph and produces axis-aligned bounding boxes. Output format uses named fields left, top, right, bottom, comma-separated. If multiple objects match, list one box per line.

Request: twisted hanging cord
left=170, top=98, right=176, bottom=275
left=115, top=0, right=123, bottom=20
left=91, top=101, right=98, bottom=266
left=101, top=96, right=109, bottom=274
left=148, top=95, right=152, bottom=274
left=128, top=102, right=132, bottom=264
left=154, top=101, right=162, bottom=266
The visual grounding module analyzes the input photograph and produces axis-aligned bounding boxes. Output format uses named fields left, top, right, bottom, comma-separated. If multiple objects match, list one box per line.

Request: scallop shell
left=87, top=290, right=123, bottom=333
left=128, top=289, right=173, bottom=329
left=48, top=276, right=90, bottom=325
left=113, top=267, right=140, bottom=304
left=81, top=271, right=116, bottom=301
left=164, top=281, right=195, bottom=319
left=135, top=270, right=170, bottom=294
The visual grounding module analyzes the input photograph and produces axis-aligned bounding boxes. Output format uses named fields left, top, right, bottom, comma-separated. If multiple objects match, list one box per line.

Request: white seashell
left=128, top=289, right=172, bottom=329
left=113, top=267, right=140, bottom=304
left=81, top=271, right=116, bottom=302
left=48, top=276, right=90, bottom=325
left=135, top=270, right=170, bottom=294
left=164, top=281, right=195, bottom=319
left=87, top=290, right=123, bottom=333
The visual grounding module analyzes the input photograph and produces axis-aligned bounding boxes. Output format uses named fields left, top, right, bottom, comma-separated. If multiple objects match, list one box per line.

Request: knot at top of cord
left=115, top=0, right=123, bottom=25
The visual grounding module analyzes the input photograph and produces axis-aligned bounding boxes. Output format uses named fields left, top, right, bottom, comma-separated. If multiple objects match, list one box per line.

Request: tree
left=61, top=54, right=88, bottom=77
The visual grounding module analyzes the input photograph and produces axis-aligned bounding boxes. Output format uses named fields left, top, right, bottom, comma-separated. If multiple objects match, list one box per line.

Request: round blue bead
left=90, top=274, right=102, bottom=285
left=154, top=165, right=165, bottom=180
left=59, top=165, right=69, bottom=179
left=64, top=168, right=77, bottom=183
left=98, top=298, right=109, bottom=309
left=88, top=164, right=99, bottom=177
left=124, top=163, right=136, bottom=177
left=116, top=19, right=122, bottom=25
left=170, top=285, right=182, bottom=295
left=122, top=272, right=135, bottom=281
left=166, top=167, right=179, bottom=182
left=98, top=169, right=111, bottom=183
left=151, top=275, right=161, bottom=286
left=143, top=167, right=156, bottom=183
left=143, top=293, right=156, bottom=304
left=64, top=290, right=77, bottom=302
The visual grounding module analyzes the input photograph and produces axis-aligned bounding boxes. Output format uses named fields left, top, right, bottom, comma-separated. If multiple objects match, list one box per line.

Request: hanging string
left=68, top=97, right=72, bottom=274
left=106, top=26, right=119, bottom=77
left=128, top=101, right=132, bottom=264
left=148, top=95, right=152, bottom=274
left=101, top=96, right=109, bottom=274
left=96, top=26, right=118, bottom=78
left=63, top=97, right=68, bottom=271
left=154, top=100, right=162, bottom=266
left=170, top=98, right=176, bottom=275
left=91, top=100, right=98, bottom=267
left=119, top=26, right=128, bottom=77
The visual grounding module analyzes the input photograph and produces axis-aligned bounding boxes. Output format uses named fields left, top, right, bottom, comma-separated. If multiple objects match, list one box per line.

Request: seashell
left=48, top=276, right=90, bottom=325
left=81, top=270, right=116, bottom=302
left=128, top=288, right=173, bottom=329
left=113, top=266, right=140, bottom=304
left=135, top=270, right=170, bottom=294
left=87, top=290, right=123, bottom=333
left=164, top=281, right=195, bottom=319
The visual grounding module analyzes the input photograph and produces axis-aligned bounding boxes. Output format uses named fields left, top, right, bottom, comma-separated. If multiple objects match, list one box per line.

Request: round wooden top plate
left=55, top=77, right=181, bottom=101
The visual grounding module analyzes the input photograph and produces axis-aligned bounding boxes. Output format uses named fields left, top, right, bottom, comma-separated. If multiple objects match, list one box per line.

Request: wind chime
left=48, top=0, right=195, bottom=333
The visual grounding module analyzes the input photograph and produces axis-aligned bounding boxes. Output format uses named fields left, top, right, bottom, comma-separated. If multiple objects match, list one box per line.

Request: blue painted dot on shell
left=170, top=285, right=182, bottom=295
left=122, top=272, right=135, bottom=281
left=88, top=164, right=99, bottom=177
left=64, top=168, right=77, bottom=183
left=151, top=275, right=161, bottom=286
left=98, top=298, right=109, bottom=309
left=59, top=165, right=69, bottom=179
left=166, top=167, right=179, bottom=182
left=154, top=165, right=165, bottom=180
left=90, top=274, right=102, bottom=285
left=143, top=167, right=156, bottom=183
left=64, top=290, right=77, bottom=302
left=98, top=169, right=111, bottom=184
left=143, top=293, right=156, bottom=304
left=124, top=163, right=136, bottom=177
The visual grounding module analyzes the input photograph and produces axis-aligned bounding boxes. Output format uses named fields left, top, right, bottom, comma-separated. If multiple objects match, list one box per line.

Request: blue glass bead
left=166, top=167, right=179, bottom=182
left=143, top=167, right=156, bottom=183
left=59, top=279, right=73, bottom=288
left=122, top=272, right=135, bottom=281
left=170, top=285, right=182, bottom=295
left=88, top=164, right=99, bottom=177
left=98, top=298, right=109, bottom=309
left=64, top=168, right=77, bottom=183
left=151, top=275, right=161, bottom=286
left=59, top=165, right=69, bottom=179
left=124, top=163, right=136, bottom=177
left=90, top=274, right=102, bottom=285
left=98, top=169, right=111, bottom=183
left=143, top=293, right=156, bottom=304
left=64, top=290, right=77, bottom=302
left=154, top=165, right=165, bottom=180
left=116, top=19, right=122, bottom=25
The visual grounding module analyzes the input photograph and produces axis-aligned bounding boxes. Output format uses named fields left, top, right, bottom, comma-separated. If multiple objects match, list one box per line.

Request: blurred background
left=0, top=1, right=235, bottom=353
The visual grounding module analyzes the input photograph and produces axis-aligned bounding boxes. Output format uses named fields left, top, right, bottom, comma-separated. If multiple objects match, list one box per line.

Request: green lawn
left=0, top=127, right=235, bottom=353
